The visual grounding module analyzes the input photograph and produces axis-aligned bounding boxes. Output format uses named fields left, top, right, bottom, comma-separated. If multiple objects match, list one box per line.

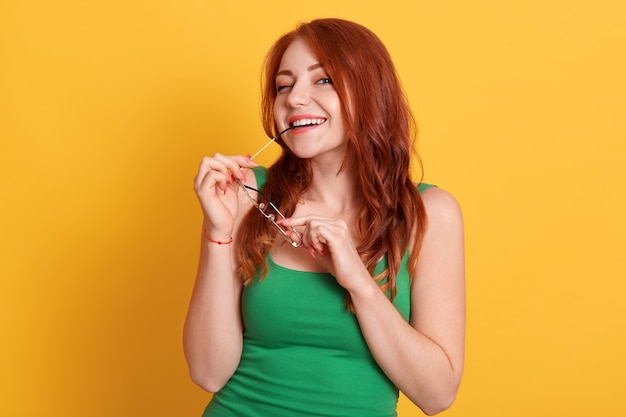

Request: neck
left=302, top=160, right=363, bottom=212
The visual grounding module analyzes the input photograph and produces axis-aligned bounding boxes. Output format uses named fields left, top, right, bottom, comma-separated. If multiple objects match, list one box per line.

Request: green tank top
left=202, top=167, right=435, bottom=417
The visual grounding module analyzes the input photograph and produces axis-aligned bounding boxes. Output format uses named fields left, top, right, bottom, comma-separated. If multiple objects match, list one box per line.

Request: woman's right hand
left=193, top=153, right=257, bottom=240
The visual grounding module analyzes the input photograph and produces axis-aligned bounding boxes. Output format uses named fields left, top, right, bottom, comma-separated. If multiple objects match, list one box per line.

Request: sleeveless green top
left=202, top=168, right=434, bottom=417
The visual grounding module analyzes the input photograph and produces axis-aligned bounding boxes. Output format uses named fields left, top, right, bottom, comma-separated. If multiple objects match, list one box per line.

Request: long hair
left=238, top=18, right=427, bottom=306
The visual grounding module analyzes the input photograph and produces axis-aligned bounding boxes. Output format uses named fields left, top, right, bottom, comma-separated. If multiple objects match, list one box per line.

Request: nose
left=285, top=81, right=310, bottom=108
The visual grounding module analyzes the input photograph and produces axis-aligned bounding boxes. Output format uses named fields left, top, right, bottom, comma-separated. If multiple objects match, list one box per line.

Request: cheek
left=322, top=92, right=343, bottom=119
left=273, top=97, right=287, bottom=117
left=328, top=98, right=347, bottom=130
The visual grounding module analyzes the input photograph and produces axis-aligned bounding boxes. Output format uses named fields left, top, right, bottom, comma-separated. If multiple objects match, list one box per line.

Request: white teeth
left=291, top=118, right=326, bottom=127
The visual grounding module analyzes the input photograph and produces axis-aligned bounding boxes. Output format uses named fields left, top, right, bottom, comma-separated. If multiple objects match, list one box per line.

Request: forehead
left=277, top=38, right=320, bottom=73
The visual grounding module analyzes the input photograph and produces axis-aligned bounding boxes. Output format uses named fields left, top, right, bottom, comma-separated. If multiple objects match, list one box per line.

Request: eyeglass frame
left=237, top=179, right=302, bottom=248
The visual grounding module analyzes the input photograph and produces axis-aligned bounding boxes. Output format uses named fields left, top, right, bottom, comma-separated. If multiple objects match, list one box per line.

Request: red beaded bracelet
left=203, top=229, right=233, bottom=245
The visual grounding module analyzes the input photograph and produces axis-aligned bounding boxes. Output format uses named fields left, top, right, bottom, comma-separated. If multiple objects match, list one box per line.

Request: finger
left=214, top=153, right=258, bottom=181
left=194, top=157, right=227, bottom=192
left=276, top=214, right=333, bottom=228
left=302, top=222, right=330, bottom=256
left=195, top=169, right=231, bottom=196
left=195, top=154, right=251, bottom=193
left=198, top=163, right=245, bottom=196
left=195, top=154, right=246, bottom=186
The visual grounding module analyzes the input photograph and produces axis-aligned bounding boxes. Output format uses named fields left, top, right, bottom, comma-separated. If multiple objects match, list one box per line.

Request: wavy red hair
left=238, top=18, right=426, bottom=307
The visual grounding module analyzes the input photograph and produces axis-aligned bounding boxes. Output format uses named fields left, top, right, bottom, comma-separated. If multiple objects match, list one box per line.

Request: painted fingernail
left=307, top=247, right=317, bottom=259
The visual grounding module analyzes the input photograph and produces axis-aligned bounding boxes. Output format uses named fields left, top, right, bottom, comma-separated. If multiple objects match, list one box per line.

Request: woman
left=184, top=18, right=465, bottom=417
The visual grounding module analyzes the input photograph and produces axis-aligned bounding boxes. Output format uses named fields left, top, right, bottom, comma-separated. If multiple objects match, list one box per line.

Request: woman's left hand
left=277, top=215, right=370, bottom=291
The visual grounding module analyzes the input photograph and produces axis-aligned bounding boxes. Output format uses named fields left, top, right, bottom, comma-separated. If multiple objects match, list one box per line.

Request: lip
left=286, top=114, right=327, bottom=134
left=287, top=114, right=328, bottom=126
left=287, top=114, right=326, bottom=125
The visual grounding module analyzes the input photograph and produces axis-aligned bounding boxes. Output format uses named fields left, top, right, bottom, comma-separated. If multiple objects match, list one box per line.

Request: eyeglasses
left=237, top=126, right=302, bottom=248
left=237, top=179, right=302, bottom=247
left=238, top=126, right=302, bottom=247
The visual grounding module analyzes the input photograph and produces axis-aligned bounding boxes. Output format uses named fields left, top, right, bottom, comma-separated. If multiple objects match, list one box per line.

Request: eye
left=316, top=77, right=333, bottom=85
left=276, top=84, right=292, bottom=93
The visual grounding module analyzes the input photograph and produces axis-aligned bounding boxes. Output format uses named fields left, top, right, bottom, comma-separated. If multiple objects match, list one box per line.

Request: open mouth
left=289, top=118, right=327, bottom=129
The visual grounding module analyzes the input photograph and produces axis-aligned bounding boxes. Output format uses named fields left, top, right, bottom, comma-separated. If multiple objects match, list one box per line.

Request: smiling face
left=273, top=38, right=348, bottom=162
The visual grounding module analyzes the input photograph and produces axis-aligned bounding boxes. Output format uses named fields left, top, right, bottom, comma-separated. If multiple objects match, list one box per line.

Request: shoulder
left=416, top=186, right=464, bottom=256
left=408, top=186, right=464, bottom=255
left=420, top=186, right=463, bottom=230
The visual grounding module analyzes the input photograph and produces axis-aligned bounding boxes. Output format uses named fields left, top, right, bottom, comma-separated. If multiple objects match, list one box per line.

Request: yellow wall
left=1, top=1, right=625, bottom=416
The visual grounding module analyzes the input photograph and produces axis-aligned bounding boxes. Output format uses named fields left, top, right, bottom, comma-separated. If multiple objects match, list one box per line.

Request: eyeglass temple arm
left=249, top=126, right=294, bottom=160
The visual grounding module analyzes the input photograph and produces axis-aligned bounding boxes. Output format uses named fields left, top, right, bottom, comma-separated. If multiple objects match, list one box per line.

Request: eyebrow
left=276, top=63, right=324, bottom=77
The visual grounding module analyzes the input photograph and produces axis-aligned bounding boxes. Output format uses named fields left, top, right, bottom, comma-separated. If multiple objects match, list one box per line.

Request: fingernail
left=307, top=248, right=317, bottom=259
left=224, top=187, right=228, bottom=195
left=245, top=158, right=259, bottom=167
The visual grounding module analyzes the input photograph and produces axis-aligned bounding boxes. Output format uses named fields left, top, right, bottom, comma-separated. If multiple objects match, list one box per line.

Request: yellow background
left=1, top=0, right=625, bottom=416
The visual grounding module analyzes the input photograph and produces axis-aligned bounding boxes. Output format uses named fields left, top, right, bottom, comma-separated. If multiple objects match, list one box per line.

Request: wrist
left=202, top=228, right=233, bottom=245
left=345, top=273, right=381, bottom=303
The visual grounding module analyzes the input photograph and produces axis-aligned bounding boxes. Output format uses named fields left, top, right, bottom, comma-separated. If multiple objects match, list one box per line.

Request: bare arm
left=350, top=188, right=465, bottom=415
left=183, top=156, right=257, bottom=392
left=183, top=232, right=243, bottom=392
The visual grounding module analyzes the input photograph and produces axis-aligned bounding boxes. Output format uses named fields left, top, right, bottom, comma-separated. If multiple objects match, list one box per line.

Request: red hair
left=238, top=18, right=426, bottom=307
